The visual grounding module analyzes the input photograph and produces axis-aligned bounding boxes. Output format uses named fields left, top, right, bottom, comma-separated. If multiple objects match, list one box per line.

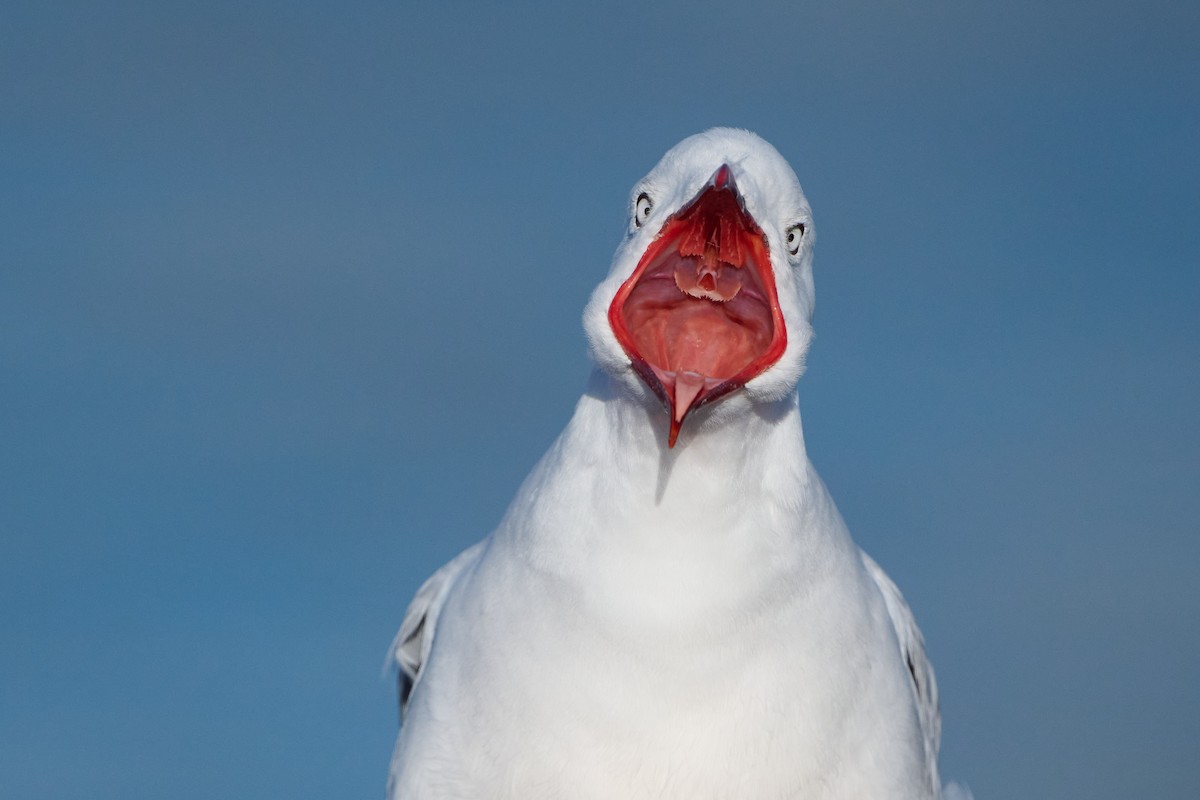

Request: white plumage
left=388, top=129, right=968, bottom=799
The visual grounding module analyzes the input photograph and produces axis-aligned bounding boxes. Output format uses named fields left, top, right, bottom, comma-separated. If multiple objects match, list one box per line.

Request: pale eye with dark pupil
left=786, top=223, right=806, bottom=255
left=635, top=193, right=652, bottom=227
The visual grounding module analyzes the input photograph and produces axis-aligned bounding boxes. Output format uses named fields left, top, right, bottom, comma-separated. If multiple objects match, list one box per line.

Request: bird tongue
left=663, top=369, right=724, bottom=447
left=672, top=371, right=709, bottom=422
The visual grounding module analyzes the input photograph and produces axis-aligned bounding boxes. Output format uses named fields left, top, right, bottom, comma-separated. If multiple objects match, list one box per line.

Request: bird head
left=583, top=128, right=816, bottom=447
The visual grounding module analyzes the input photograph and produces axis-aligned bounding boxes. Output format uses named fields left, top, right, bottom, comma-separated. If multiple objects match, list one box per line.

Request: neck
left=494, top=368, right=851, bottom=632
left=499, top=369, right=833, bottom=560
left=588, top=369, right=809, bottom=505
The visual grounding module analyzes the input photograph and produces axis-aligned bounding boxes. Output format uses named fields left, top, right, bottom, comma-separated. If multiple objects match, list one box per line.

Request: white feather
left=388, top=128, right=967, bottom=799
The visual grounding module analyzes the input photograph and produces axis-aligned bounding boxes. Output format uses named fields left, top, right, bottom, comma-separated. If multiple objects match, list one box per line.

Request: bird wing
left=859, top=549, right=941, bottom=791
left=391, top=541, right=486, bottom=720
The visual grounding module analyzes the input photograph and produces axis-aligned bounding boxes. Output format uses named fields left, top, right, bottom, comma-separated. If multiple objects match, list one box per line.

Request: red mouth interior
left=608, top=174, right=786, bottom=446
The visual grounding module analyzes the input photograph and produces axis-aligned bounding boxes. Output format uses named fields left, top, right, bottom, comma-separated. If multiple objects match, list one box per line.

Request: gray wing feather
left=391, top=541, right=486, bottom=720
left=859, top=550, right=941, bottom=794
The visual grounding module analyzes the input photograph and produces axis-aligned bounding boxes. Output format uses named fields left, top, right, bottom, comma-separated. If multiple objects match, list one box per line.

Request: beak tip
left=710, top=163, right=734, bottom=191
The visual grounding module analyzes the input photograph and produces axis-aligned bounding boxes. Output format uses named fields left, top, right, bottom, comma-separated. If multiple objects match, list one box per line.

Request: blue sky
left=2, top=1, right=1197, bottom=797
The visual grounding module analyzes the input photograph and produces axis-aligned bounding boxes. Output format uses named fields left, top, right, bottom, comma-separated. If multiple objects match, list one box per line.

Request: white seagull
left=388, top=128, right=967, bottom=799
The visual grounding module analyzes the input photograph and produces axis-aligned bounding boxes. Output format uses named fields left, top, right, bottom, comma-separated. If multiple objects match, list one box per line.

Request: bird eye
left=785, top=223, right=806, bottom=256
left=634, top=193, right=653, bottom=227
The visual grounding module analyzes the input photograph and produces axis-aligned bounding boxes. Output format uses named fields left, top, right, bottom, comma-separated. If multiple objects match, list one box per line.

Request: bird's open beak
left=608, top=165, right=787, bottom=447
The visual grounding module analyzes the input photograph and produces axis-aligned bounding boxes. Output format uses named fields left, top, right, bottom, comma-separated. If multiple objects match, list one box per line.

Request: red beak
left=608, top=165, right=787, bottom=447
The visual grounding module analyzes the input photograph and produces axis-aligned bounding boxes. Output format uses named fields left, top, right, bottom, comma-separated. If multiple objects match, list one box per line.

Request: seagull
left=388, top=128, right=966, bottom=799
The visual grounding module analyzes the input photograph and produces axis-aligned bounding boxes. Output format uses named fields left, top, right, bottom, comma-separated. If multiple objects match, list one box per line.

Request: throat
left=500, top=370, right=821, bottom=624
left=576, top=370, right=807, bottom=515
